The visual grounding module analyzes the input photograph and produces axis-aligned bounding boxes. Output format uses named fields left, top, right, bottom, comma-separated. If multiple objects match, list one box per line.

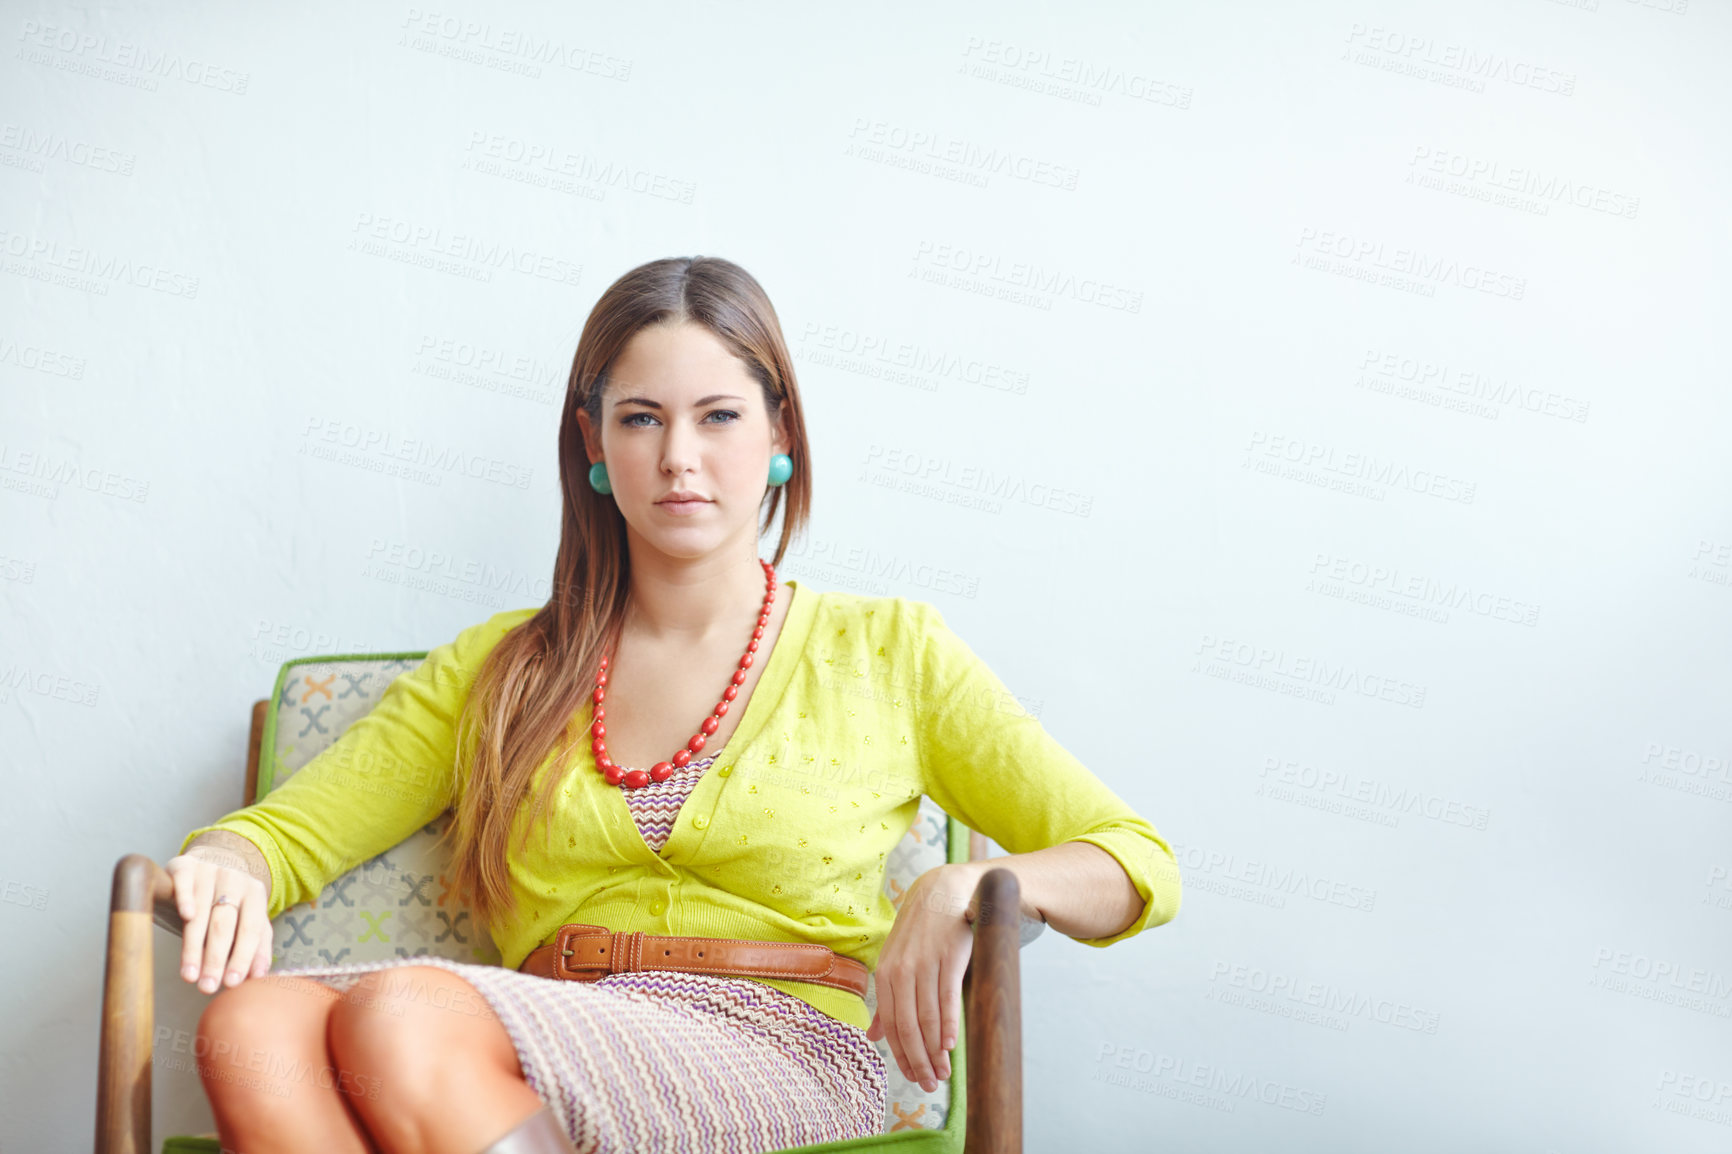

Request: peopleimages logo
left=299, top=418, right=533, bottom=490
left=16, top=20, right=252, bottom=93
left=1295, top=227, right=1526, bottom=300
left=846, top=117, right=1081, bottom=190
left=0, top=123, right=137, bottom=174
left=957, top=37, right=1194, bottom=110
left=348, top=212, right=582, bottom=286
left=0, top=228, right=201, bottom=298
left=1589, top=947, right=1732, bottom=1019
left=1194, top=631, right=1428, bottom=710
left=860, top=443, right=1094, bottom=518
left=1342, top=23, right=1576, bottom=96
left=1407, top=146, right=1639, bottom=219
left=1308, top=553, right=1539, bottom=628
left=397, top=9, right=633, bottom=80
left=1257, top=757, right=1491, bottom=831
left=0, top=334, right=87, bottom=378
left=1092, top=1043, right=1327, bottom=1116
left=1170, top=842, right=1378, bottom=913
left=1207, top=961, right=1442, bottom=1034
left=0, top=442, right=150, bottom=503
left=910, top=240, right=1143, bottom=313
left=1244, top=431, right=1477, bottom=505
left=1356, top=348, right=1591, bottom=424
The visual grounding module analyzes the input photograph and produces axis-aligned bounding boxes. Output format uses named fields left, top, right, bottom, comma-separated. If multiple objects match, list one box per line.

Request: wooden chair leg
left=963, top=867, right=1022, bottom=1154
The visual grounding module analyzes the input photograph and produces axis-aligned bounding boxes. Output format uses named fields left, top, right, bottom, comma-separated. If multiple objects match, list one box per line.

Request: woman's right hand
left=164, top=847, right=273, bottom=994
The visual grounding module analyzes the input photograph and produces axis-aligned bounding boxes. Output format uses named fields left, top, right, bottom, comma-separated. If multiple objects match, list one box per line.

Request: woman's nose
left=658, top=426, right=703, bottom=472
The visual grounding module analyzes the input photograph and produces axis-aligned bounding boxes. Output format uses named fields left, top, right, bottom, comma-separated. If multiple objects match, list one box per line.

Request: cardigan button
left=693, top=815, right=710, bottom=830
left=649, top=900, right=666, bottom=916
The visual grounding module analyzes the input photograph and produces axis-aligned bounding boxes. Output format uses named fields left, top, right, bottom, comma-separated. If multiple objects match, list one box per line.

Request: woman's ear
left=575, top=406, right=601, bottom=463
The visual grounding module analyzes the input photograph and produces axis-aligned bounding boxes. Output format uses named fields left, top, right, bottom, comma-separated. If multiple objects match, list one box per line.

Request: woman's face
left=578, top=321, right=790, bottom=564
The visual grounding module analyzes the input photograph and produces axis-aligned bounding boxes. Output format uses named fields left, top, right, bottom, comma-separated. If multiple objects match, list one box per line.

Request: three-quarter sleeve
left=912, top=602, right=1181, bottom=946
left=178, top=610, right=525, bottom=920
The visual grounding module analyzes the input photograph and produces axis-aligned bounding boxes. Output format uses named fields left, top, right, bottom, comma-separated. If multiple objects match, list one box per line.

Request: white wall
left=4, top=1, right=1729, bottom=1149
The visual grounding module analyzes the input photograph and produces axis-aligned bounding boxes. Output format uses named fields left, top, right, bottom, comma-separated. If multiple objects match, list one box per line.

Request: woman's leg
left=196, top=974, right=374, bottom=1153
left=326, top=964, right=548, bottom=1154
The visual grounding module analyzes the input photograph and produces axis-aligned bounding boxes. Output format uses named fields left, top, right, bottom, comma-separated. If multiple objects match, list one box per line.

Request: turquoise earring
left=588, top=462, right=611, bottom=494
left=768, top=453, right=793, bottom=487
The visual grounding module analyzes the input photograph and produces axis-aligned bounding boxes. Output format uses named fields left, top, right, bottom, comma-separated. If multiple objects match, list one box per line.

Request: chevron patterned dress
left=267, top=754, right=888, bottom=1152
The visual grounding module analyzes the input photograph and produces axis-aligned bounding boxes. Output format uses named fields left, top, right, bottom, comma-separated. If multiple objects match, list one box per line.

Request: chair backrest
left=261, top=652, right=967, bottom=1138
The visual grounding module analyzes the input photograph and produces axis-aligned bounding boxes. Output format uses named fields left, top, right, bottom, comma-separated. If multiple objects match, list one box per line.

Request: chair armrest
left=968, top=830, right=1046, bottom=950
left=962, top=866, right=1022, bottom=1154
left=97, top=854, right=179, bottom=1154
left=154, top=903, right=188, bottom=936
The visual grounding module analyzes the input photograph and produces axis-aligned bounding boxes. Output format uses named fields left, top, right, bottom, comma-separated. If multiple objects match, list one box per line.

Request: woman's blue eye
left=621, top=410, right=740, bottom=427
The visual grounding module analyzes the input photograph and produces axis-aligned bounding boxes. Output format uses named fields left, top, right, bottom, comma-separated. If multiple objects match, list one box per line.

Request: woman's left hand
left=866, top=862, right=981, bottom=1092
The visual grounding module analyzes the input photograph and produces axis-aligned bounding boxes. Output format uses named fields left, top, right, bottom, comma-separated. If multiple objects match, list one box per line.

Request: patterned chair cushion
left=262, top=652, right=1030, bottom=1134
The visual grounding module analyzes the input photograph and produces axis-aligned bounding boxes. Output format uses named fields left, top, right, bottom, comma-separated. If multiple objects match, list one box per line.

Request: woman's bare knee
left=328, top=965, right=519, bottom=1079
left=195, top=974, right=374, bottom=1152
left=197, top=977, right=337, bottom=1098
left=329, top=965, right=537, bottom=1151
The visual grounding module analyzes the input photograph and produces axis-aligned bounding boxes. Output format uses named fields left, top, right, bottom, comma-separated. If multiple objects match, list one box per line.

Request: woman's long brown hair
left=439, top=256, right=814, bottom=934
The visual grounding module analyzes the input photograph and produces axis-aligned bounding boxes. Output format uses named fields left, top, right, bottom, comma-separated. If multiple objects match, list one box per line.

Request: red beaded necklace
left=591, top=558, right=778, bottom=789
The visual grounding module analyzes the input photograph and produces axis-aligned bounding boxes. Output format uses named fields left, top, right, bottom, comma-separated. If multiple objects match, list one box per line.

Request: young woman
left=168, top=256, right=1180, bottom=1154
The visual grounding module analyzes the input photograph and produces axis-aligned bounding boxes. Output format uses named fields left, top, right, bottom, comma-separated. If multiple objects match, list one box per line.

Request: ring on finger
left=213, top=895, right=236, bottom=908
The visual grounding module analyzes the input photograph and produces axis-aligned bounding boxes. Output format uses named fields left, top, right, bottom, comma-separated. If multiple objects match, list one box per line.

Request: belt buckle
left=554, top=923, right=613, bottom=981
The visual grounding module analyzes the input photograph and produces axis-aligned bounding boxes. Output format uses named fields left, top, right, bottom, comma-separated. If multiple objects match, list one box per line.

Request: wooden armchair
left=97, top=652, right=1029, bottom=1153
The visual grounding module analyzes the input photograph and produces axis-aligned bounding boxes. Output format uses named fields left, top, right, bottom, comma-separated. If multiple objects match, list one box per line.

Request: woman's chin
left=629, top=522, right=735, bottom=560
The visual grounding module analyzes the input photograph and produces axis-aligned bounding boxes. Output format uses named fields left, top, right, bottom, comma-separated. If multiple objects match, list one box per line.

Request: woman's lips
left=656, top=499, right=710, bottom=514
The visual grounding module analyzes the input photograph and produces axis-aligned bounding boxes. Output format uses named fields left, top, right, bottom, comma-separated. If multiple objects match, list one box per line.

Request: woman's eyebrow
left=614, top=394, right=745, bottom=409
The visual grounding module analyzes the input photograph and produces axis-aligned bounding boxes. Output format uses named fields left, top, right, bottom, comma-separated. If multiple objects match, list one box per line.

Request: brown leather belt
left=518, top=922, right=869, bottom=999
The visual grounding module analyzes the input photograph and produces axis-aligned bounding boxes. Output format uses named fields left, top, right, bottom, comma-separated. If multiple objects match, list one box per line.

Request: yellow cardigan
left=182, top=579, right=1181, bottom=1029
